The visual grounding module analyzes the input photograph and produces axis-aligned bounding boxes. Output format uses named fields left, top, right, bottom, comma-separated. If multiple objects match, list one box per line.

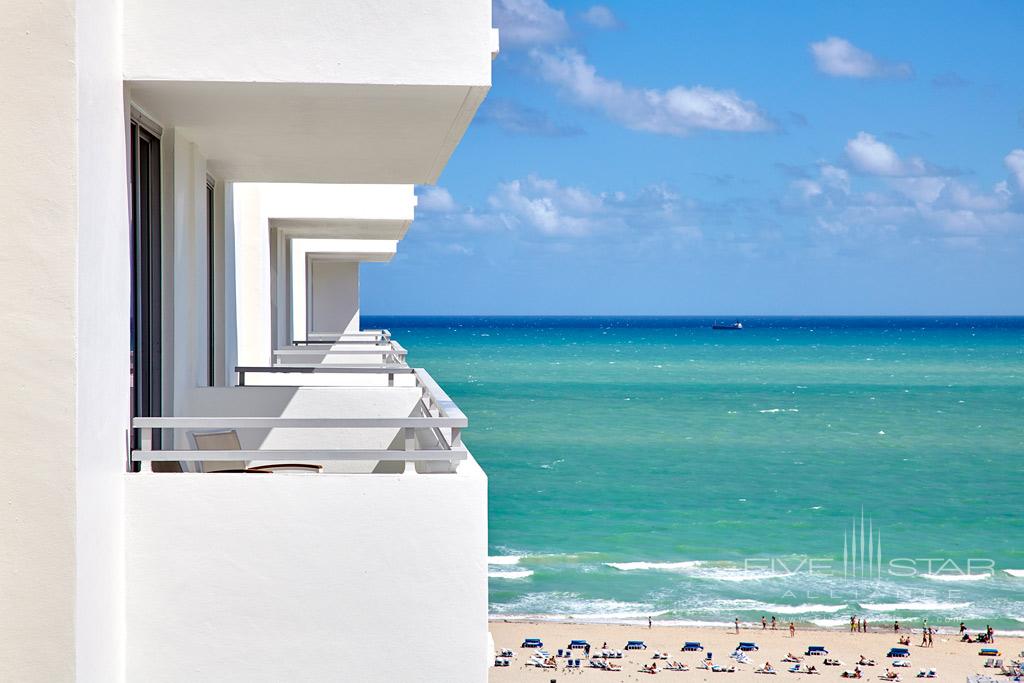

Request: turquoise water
left=366, top=317, right=1024, bottom=631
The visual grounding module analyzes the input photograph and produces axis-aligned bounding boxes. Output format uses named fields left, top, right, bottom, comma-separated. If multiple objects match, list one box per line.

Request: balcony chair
left=190, top=430, right=323, bottom=474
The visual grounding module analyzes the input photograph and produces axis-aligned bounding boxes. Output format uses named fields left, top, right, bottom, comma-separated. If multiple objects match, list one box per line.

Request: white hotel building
left=1, top=1, right=497, bottom=680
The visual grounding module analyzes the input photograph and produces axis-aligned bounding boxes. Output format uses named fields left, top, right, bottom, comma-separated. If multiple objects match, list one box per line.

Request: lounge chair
left=893, top=660, right=910, bottom=667
left=568, top=639, right=589, bottom=649
left=887, top=648, right=911, bottom=659
left=683, top=641, right=704, bottom=651
left=979, top=649, right=1001, bottom=657
left=522, top=638, right=543, bottom=648
left=627, top=640, right=649, bottom=650
left=739, top=642, right=760, bottom=651
left=191, top=430, right=323, bottom=474
left=807, top=646, right=829, bottom=656
left=755, top=666, right=778, bottom=675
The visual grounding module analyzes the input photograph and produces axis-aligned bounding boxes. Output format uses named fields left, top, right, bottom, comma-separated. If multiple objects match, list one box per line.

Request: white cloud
left=845, top=132, right=927, bottom=176
left=1005, top=149, right=1024, bottom=191
left=810, top=37, right=912, bottom=79
left=417, top=186, right=457, bottom=212
left=530, top=48, right=770, bottom=135
left=791, top=142, right=1024, bottom=245
left=488, top=176, right=603, bottom=236
left=580, top=5, right=622, bottom=29
left=493, top=0, right=569, bottom=47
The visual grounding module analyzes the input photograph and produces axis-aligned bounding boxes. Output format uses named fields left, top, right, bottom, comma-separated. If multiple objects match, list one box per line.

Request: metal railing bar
left=132, top=449, right=468, bottom=462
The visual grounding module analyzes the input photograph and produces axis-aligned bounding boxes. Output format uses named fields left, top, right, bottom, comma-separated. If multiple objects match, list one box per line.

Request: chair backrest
left=190, top=430, right=247, bottom=473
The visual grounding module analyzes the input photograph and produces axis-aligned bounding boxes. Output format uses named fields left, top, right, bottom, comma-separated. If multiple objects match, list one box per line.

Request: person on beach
left=987, top=625, right=994, bottom=642
left=851, top=616, right=857, bottom=632
left=584, top=643, right=590, bottom=656
left=959, top=623, right=966, bottom=635
left=789, top=622, right=796, bottom=637
left=926, top=629, right=933, bottom=647
left=735, top=617, right=740, bottom=634
left=894, top=620, right=900, bottom=633
left=763, top=616, right=767, bottom=630
left=772, top=616, right=778, bottom=630
left=648, top=616, right=652, bottom=629
left=864, top=618, right=869, bottom=632
left=602, top=641, right=607, bottom=649
left=921, top=628, right=928, bottom=647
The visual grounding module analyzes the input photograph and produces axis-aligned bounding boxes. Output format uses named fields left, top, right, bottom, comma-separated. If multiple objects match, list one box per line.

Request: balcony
left=125, top=331, right=488, bottom=681
left=123, top=0, right=496, bottom=182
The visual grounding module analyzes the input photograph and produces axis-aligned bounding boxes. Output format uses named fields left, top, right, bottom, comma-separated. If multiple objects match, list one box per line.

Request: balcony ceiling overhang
left=272, top=218, right=411, bottom=242
left=128, top=81, right=488, bottom=183
left=296, top=238, right=398, bottom=264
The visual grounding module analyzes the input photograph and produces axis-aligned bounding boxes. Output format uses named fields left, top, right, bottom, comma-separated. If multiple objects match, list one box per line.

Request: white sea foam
left=920, top=573, right=991, bottom=582
left=759, top=408, right=799, bottom=413
left=605, top=561, right=704, bottom=572
left=701, top=599, right=847, bottom=615
left=1003, top=569, right=1024, bottom=578
left=859, top=601, right=970, bottom=611
left=488, top=555, right=522, bottom=565
left=810, top=618, right=850, bottom=628
left=488, top=569, right=534, bottom=579
left=605, top=560, right=793, bottom=581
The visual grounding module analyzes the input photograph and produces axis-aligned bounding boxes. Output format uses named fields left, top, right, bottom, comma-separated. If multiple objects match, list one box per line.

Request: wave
left=604, top=560, right=794, bottom=582
left=859, top=601, right=970, bottom=611
left=491, top=595, right=663, bottom=622
left=920, top=573, right=991, bottom=582
left=759, top=408, right=799, bottom=413
left=700, top=599, right=848, bottom=615
left=605, top=561, right=704, bottom=572
left=1004, top=569, right=1024, bottom=578
left=488, top=569, right=533, bottom=579
left=488, top=555, right=522, bottom=566
left=810, top=618, right=851, bottom=628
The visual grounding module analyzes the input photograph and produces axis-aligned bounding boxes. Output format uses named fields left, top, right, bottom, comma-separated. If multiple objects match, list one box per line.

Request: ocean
left=364, top=316, right=1024, bottom=632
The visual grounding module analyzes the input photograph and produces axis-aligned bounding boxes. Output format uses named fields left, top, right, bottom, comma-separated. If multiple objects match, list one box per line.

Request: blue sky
left=363, top=0, right=1024, bottom=315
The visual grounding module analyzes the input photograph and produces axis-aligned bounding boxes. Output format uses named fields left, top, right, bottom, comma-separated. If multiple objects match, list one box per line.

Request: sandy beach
left=489, top=620, right=1022, bottom=683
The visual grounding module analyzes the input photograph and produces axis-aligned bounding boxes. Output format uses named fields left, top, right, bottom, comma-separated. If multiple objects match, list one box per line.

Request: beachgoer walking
left=921, top=628, right=928, bottom=646
left=851, top=615, right=857, bottom=632
left=894, top=620, right=899, bottom=632
left=762, top=616, right=767, bottom=630
left=863, top=618, right=868, bottom=633
left=735, top=617, right=740, bottom=634
left=648, top=616, right=652, bottom=629
left=771, top=616, right=777, bottom=630
left=927, top=629, right=933, bottom=647
left=789, top=622, right=795, bottom=638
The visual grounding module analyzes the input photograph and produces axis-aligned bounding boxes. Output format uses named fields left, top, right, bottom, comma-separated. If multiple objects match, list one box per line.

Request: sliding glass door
left=129, top=117, right=162, bottom=461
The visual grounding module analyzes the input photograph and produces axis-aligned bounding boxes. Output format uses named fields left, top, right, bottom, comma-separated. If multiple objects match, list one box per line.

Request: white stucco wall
left=308, top=260, right=360, bottom=336
left=125, top=456, right=488, bottom=682
left=123, top=0, right=492, bottom=86
left=1, top=0, right=128, bottom=679
left=0, top=2, right=78, bottom=679
left=232, top=184, right=415, bottom=366
left=288, top=239, right=397, bottom=343
left=75, top=0, right=132, bottom=680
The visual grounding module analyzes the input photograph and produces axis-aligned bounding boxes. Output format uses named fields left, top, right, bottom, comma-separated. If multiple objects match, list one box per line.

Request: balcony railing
left=272, top=339, right=408, bottom=366
left=292, top=329, right=391, bottom=345
left=131, top=368, right=466, bottom=472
